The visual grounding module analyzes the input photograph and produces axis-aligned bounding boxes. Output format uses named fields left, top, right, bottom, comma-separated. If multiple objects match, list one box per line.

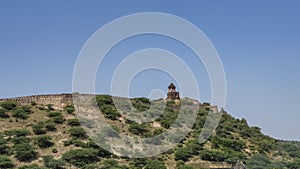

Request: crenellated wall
left=0, top=94, right=73, bottom=109
left=0, top=94, right=220, bottom=113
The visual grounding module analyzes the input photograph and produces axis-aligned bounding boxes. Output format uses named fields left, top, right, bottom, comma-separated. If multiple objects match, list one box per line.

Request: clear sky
left=0, top=1, right=299, bottom=140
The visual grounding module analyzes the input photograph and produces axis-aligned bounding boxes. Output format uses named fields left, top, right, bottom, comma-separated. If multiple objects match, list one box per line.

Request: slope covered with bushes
left=0, top=95, right=299, bottom=169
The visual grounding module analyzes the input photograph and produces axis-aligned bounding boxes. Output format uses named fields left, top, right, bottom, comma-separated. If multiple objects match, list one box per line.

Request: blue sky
left=0, top=1, right=300, bottom=140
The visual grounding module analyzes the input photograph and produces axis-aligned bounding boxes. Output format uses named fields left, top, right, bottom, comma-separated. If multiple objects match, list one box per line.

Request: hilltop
left=0, top=94, right=300, bottom=169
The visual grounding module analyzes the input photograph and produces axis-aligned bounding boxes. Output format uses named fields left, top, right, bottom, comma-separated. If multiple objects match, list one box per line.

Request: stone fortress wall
left=0, top=94, right=123, bottom=110
left=0, top=94, right=73, bottom=109
left=0, top=93, right=219, bottom=112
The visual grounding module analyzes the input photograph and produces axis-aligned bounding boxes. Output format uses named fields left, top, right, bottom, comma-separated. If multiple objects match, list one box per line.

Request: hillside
left=0, top=94, right=300, bottom=169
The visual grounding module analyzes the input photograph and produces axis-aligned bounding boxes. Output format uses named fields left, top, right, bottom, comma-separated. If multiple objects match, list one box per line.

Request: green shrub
left=37, top=106, right=46, bottom=110
left=47, top=111, right=62, bottom=117
left=177, top=165, right=193, bottom=169
left=0, top=137, right=9, bottom=155
left=82, top=164, right=100, bottom=169
left=51, top=115, right=64, bottom=124
left=12, top=108, right=28, bottom=119
left=128, top=123, right=149, bottom=136
left=21, top=105, right=32, bottom=113
left=68, top=127, right=87, bottom=138
left=185, top=139, right=202, bottom=155
left=134, top=97, right=150, bottom=104
left=96, top=95, right=113, bottom=105
left=84, top=141, right=112, bottom=157
left=0, top=101, right=17, bottom=110
left=34, top=135, right=54, bottom=148
left=62, top=148, right=99, bottom=167
left=160, top=119, right=172, bottom=128
left=64, top=105, right=75, bottom=114
left=72, top=140, right=86, bottom=147
left=18, top=164, right=47, bottom=169
left=12, top=136, right=30, bottom=144
left=100, top=159, right=123, bottom=169
left=43, top=155, right=65, bottom=169
left=45, top=122, right=57, bottom=131
left=225, top=151, right=247, bottom=164
left=211, top=137, right=246, bottom=152
left=32, top=122, right=46, bottom=135
left=176, top=160, right=194, bottom=169
left=166, top=100, right=175, bottom=106
left=145, top=160, right=166, bottom=169
left=156, top=107, right=179, bottom=129
left=286, top=158, right=300, bottom=169
left=99, top=105, right=121, bottom=120
left=247, top=154, right=272, bottom=169
left=63, top=139, right=73, bottom=147
left=67, top=118, right=81, bottom=126
left=52, top=148, right=58, bottom=153
left=176, top=160, right=185, bottom=167
left=96, top=95, right=121, bottom=120
left=200, top=149, right=228, bottom=162
left=0, top=108, right=9, bottom=118
left=175, top=147, right=192, bottom=161
left=257, top=140, right=275, bottom=153
left=125, top=119, right=135, bottom=124
left=132, top=98, right=150, bottom=111
left=0, top=155, right=14, bottom=168
left=130, top=158, right=148, bottom=168
left=14, top=143, right=38, bottom=162
left=4, top=129, right=31, bottom=137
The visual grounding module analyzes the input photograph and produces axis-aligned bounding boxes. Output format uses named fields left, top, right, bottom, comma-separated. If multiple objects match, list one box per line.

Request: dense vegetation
left=0, top=96, right=300, bottom=168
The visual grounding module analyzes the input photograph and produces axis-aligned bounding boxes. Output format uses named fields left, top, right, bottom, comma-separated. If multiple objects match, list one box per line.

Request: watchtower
left=166, top=83, right=180, bottom=100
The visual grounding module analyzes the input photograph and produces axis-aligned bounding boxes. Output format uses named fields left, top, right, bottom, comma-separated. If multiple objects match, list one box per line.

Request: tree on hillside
left=64, top=105, right=75, bottom=114
left=0, top=136, right=9, bottom=155
left=68, top=127, right=87, bottom=138
left=144, top=160, right=166, bottom=169
left=100, top=159, right=125, bottom=169
left=62, top=148, right=99, bottom=167
left=247, top=154, right=272, bottom=169
left=14, top=143, right=38, bottom=162
left=11, top=136, right=30, bottom=144
left=18, top=164, right=48, bottom=169
left=128, top=122, right=149, bottom=136
left=43, top=155, right=66, bottom=169
left=0, top=101, right=17, bottom=110
left=4, top=129, right=31, bottom=137
left=175, top=147, right=192, bottom=161
left=67, top=118, right=81, bottom=126
left=45, top=121, right=57, bottom=131
left=32, top=122, right=46, bottom=135
left=0, top=155, right=14, bottom=168
left=34, top=135, right=54, bottom=148
left=12, top=108, right=28, bottom=119
left=47, top=111, right=64, bottom=124
left=0, top=108, right=9, bottom=118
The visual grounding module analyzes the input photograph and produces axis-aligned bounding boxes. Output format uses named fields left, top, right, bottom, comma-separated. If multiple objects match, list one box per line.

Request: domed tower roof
left=168, top=83, right=176, bottom=89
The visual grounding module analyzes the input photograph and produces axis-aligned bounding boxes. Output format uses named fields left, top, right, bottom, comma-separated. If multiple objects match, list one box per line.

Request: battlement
left=0, top=93, right=220, bottom=113
left=0, top=93, right=73, bottom=109
left=0, top=93, right=129, bottom=109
